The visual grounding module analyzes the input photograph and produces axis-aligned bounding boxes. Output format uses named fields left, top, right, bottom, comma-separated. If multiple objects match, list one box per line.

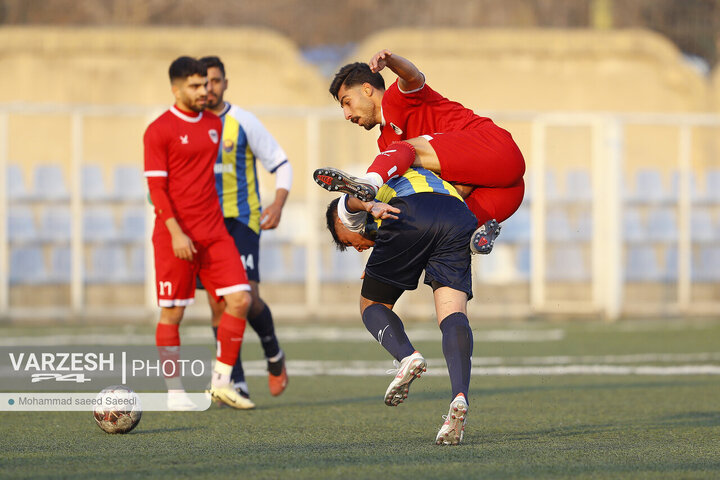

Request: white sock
left=164, top=376, right=185, bottom=391
left=212, top=361, right=233, bottom=388
left=362, top=172, right=383, bottom=190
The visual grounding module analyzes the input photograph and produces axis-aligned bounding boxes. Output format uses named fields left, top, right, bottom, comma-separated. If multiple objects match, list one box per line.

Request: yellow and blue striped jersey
left=213, top=103, right=288, bottom=234
left=376, top=167, right=464, bottom=203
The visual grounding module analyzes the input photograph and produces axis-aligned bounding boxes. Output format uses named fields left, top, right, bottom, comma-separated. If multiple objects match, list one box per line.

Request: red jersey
left=144, top=106, right=226, bottom=241
left=377, top=80, right=492, bottom=151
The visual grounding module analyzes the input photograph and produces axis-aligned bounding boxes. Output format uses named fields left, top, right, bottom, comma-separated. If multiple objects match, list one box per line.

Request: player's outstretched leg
left=384, top=351, right=427, bottom=406
left=435, top=393, right=468, bottom=445
left=470, top=219, right=501, bottom=255
left=313, top=167, right=378, bottom=202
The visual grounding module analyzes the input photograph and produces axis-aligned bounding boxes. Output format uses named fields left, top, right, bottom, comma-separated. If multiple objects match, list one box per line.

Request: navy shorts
left=363, top=192, right=476, bottom=300
left=197, top=218, right=260, bottom=290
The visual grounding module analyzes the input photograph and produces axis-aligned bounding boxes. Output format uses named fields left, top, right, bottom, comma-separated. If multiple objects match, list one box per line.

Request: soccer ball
left=93, top=385, right=142, bottom=434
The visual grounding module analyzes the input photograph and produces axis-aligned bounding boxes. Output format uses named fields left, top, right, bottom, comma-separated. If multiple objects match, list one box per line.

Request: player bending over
left=315, top=49, right=525, bottom=254
left=325, top=167, right=475, bottom=445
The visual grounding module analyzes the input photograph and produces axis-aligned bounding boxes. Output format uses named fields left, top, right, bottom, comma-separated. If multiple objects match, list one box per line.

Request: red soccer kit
left=144, top=106, right=249, bottom=307
left=377, top=80, right=526, bottom=224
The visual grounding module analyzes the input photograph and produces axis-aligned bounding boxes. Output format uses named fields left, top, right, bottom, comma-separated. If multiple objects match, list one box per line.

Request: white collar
left=170, top=105, right=203, bottom=123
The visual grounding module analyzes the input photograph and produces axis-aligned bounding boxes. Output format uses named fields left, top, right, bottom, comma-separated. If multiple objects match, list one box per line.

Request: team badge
left=223, top=139, right=235, bottom=152
left=390, top=122, right=403, bottom=135
left=208, top=129, right=219, bottom=144
left=179, top=135, right=189, bottom=144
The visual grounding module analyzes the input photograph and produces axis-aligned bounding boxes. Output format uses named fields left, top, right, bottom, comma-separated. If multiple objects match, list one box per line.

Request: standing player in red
left=144, top=56, right=252, bottom=410
left=314, top=49, right=525, bottom=254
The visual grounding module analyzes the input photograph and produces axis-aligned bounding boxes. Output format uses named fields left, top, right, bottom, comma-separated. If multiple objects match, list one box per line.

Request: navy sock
left=248, top=304, right=280, bottom=360
left=361, top=304, right=415, bottom=361
left=439, top=312, right=473, bottom=403
left=212, top=325, right=245, bottom=384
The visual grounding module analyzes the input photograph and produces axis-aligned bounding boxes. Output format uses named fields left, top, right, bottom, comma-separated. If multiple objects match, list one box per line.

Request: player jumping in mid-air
left=325, top=167, right=476, bottom=445
left=144, top=56, right=252, bottom=410
left=314, top=49, right=525, bottom=254
left=197, top=55, right=292, bottom=409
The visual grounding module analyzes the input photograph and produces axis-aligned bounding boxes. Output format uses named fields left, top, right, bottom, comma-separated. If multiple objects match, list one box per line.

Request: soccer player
left=325, top=167, right=476, bottom=446
left=143, top=56, right=253, bottom=410
left=197, top=55, right=291, bottom=408
left=315, top=49, right=526, bottom=254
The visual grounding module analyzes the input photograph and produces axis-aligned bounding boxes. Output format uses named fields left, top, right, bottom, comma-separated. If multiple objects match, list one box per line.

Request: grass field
left=1, top=318, right=719, bottom=479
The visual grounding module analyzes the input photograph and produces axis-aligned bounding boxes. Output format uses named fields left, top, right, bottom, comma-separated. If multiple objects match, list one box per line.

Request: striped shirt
left=213, top=103, right=288, bottom=234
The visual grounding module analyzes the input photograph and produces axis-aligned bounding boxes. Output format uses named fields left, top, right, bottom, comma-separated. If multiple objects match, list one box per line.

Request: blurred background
left=1, top=0, right=720, bottom=323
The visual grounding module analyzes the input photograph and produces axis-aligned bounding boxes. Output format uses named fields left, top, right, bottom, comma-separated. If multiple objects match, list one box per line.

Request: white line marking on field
left=0, top=327, right=565, bottom=346
left=239, top=360, right=720, bottom=377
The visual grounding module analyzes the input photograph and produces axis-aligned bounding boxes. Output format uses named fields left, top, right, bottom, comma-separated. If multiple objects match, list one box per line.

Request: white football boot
left=384, top=351, right=427, bottom=406
left=207, top=383, right=256, bottom=410
left=435, top=395, right=468, bottom=445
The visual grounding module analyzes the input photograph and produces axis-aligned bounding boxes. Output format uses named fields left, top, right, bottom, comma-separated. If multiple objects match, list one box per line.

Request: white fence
left=1, top=103, right=720, bottom=322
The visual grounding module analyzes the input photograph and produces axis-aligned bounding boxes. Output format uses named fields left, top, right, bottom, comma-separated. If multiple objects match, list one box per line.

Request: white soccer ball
left=93, top=385, right=142, bottom=434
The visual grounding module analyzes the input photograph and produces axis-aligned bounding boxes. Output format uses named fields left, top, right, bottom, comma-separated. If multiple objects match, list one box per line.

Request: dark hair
left=168, top=56, right=206, bottom=82
left=325, top=197, right=346, bottom=251
left=199, top=56, right=226, bottom=77
left=329, top=62, right=385, bottom=100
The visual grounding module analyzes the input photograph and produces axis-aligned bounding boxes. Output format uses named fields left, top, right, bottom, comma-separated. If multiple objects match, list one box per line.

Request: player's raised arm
left=368, top=49, right=425, bottom=92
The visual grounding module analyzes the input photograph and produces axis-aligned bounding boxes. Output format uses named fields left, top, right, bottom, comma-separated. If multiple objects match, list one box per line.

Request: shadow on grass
left=658, top=411, right=720, bottom=427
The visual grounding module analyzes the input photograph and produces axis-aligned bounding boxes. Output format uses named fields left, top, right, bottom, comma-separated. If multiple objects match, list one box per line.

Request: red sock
left=156, top=322, right=180, bottom=379
left=216, top=312, right=247, bottom=366
left=367, top=141, right=416, bottom=183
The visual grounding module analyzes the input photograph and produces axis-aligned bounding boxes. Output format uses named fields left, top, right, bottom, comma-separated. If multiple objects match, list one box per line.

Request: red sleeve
left=143, top=121, right=176, bottom=222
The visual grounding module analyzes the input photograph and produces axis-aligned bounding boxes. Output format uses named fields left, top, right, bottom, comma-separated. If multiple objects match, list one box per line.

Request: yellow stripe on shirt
left=221, top=116, right=240, bottom=218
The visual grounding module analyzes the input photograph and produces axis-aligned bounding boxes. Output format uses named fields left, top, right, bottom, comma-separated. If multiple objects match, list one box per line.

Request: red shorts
left=426, top=124, right=526, bottom=225
left=152, top=232, right=249, bottom=308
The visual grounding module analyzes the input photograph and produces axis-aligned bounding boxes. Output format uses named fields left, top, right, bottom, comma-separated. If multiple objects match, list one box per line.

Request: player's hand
left=369, top=49, right=392, bottom=73
left=171, top=231, right=197, bottom=261
left=260, top=202, right=283, bottom=230
left=367, top=201, right=400, bottom=220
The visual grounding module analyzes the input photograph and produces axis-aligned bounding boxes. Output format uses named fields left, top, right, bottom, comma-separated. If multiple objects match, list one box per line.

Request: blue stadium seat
left=127, top=245, right=146, bottom=283
left=113, top=165, right=145, bottom=201
left=33, top=165, right=69, bottom=201
left=82, top=165, right=111, bottom=200
left=623, top=208, right=646, bottom=243
left=7, top=165, right=32, bottom=201
left=88, top=245, right=128, bottom=283
left=628, top=169, right=668, bottom=204
left=83, top=206, right=118, bottom=242
left=48, top=246, right=71, bottom=283
left=547, top=245, right=588, bottom=281
left=546, top=208, right=573, bottom=241
left=8, top=206, right=37, bottom=242
left=515, top=245, right=531, bottom=280
left=564, top=169, right=592, bottom=202
left=259, top=244, right=305, bottom=282
left=694, top=246, right=720, bottom=282
left=625, top=246, right=661, bottom=282
left=322, top=248, right=365, bottom=282
left=646, top=207, right=677, bottom=243
left=120, top=206, right=147, bottom=241
left=500, top=207, right=530, bottom=243
left=690, top=209, right=716, bottom=242
left=703, top=169, right=720, bottom=203
left=38, top=205, right=71, bottom=242
left=9, top=246, right=47, bottom=284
